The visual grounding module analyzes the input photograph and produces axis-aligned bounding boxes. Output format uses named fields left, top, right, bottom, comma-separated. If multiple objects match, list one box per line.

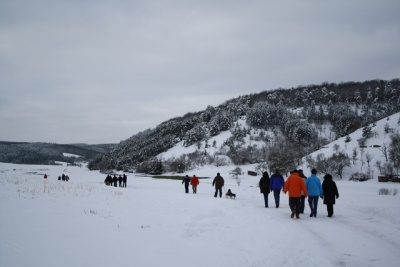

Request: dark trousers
left=300, top=195, right=306, bottom=213
left=273, top=189, right=281, bottom=205
left=308, top=196, right=319, bottom=215
left=327, top=204, right=334, bottom=216
left=214, top=187, right=222, bottom=198
left=263, top=193, right=269, bottom=207
left=184, top=185, right=189, bottom=193
left=289, top=197, right=301, bottom=216
left=123, top=181, right=126, bottom=188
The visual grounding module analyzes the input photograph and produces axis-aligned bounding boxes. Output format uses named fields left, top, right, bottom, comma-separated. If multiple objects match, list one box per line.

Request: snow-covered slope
left=158, top=111, right=400, bottom=181
left=299, top=112, right=400, bottom=179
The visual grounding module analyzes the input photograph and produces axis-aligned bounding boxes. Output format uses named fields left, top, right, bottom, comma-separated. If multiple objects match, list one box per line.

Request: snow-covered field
left=1, top=162, right=399, bottom=267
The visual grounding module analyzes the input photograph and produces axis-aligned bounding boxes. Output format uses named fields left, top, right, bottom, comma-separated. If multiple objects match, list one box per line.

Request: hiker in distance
left=259, top=171, right=271, bottom=208
left=104, top=174, right=112, bottom=186
left=322, top=173, right=339, bottom=217
left=212, top=173, right=224, bottom=198
left=306, top=168, right=323, bottom=217
left=118, top=175, right=123, bottom=187
left=191, top=175, right=199, bottom=194
left=284, top=170, right=308, bottom=219
left=122, top=174, right=127, bottom=188
left=182, top=175, right=191, bottom=194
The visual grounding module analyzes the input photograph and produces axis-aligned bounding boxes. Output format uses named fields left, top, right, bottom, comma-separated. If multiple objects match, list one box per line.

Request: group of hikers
left=104, top=174, right=128, bottom=187
left=182, top=173, right=236, bottom=198
left=43, top=173, right=70, bottom=181
left=183, top=169, right=339, bottom=219
left=260, top=168, right=339, bottom=218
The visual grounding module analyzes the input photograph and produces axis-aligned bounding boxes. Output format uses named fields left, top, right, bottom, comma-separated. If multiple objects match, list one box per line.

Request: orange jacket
left=284, top=172, right=308, bottom=197
left=191, top=176, right=199, bottom=186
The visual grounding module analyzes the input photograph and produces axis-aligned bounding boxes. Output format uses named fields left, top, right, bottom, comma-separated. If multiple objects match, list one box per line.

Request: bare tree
left=330, top=152, right=351, bottom=179
left=375, top=160, right=383, bottom=174
left=365, top=152, right=374, bottom=167
left=255, top=162, right=268, bottom=175
left=352, top=147, right=358, bottom=164
left=333, top=144, right=340, bottom=153
left=230, top=167, right=243, bottom=186
left=380, top=143, right=389, bottom=162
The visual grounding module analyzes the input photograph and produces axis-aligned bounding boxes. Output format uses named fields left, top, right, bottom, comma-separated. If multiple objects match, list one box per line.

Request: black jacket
left=322, top=176, right=339, bottom=205
left=259, top=173, right=270, bottom=194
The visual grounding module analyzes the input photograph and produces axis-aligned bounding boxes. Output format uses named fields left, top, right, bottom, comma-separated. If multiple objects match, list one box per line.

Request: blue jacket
left=306, top=174, right=323, bottom=196
left=270, top=173, right=285, bottom=190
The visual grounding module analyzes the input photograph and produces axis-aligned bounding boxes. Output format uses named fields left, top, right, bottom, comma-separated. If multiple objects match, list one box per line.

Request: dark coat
left=212, top=174, right=224, bottom=188
left=259, top=172, right=270, bottom=194
left=322, top=175, right=339, bottom=205
left=182, top=176, right=190, bottom=185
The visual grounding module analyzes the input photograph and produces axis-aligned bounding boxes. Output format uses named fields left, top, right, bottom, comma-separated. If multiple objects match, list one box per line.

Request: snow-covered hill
left=158, top=112, right=400, bottom=181
left=299, top=112, right=400, bottom=180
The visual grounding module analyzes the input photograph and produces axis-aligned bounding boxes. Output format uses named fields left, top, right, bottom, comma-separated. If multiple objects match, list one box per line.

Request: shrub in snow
left=378, top=188, right=398, bottom=196
left=349, top=172, right=370, bottom=182
left=229, top=167, right=243, bottom=179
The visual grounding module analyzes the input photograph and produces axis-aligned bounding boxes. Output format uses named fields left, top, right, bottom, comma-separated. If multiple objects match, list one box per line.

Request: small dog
left=225, top=189, right=236, bottom=199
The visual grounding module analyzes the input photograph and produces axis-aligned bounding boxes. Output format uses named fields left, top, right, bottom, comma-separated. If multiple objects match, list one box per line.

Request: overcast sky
left=1, top=0, right=399, bottom=144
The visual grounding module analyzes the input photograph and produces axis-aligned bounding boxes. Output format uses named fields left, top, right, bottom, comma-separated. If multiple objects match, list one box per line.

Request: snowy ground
left=1, top=162, right=400, bottom=267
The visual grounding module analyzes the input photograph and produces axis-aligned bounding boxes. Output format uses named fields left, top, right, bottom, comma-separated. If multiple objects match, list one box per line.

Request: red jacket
left=191, top=176, right=199, bottom=186
left=284, top=172, right=308, bottom=197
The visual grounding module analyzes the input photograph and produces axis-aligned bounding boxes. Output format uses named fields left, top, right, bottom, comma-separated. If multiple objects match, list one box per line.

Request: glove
left=336, top=195, right=339, bottom=199
left=320, top=196, right=323, bottom=199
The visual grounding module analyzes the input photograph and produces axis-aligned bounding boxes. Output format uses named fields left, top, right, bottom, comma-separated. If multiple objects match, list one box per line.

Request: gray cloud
left=1, top=0, right=399, bottom=143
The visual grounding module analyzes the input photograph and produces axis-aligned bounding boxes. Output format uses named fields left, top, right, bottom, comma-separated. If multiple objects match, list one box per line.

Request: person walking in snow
left=270, top=169, right=285, bottom=208
left=104, top=175, right=112, bottom=186
left=191, top=175, right=199, bottom=194
left=118, top=175, right=123, bottom=187
left=322, top=173, right=339, bottom=217
left=259, top=171, right=271, bottom=208
left=212, top=173, right=224, bottom=198
left=306, top=169, right=323, bottom=217
left=112, top=175, right=118, bottom=187
left=182, top=175, right=191, bottom=194
left=284, top=170, right=308, bottom=219
left=122, top=174, right=127, bottom=188
left=298, top=169, right=307, bottom=214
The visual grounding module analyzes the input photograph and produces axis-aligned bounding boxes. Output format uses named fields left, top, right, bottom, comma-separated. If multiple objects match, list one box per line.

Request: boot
left=291, top=210, right=295, bottom=218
